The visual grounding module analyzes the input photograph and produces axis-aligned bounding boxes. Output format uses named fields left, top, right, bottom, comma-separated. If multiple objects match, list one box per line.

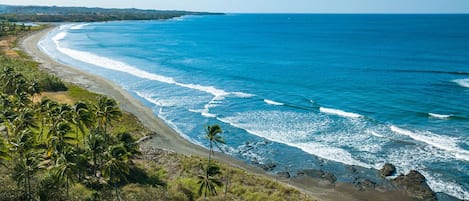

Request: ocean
left=38, top=14, right=469, bottom=199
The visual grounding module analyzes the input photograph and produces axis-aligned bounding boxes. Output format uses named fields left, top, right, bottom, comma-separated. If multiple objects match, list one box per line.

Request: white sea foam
left=370, top=131, right=385, bottom=138
left=135, top=91, right=163, bottom=106
left=319, top=107, right=363, bottom=118
left=52, top=31, right=67, bottom=42
left=232, top=92, right=255, bottom=98
left=70, top=23, right=89, bottom=30
left=453, top=78, right=469, bottom=88
left=390, top=126, right=469, bottom=161
left=428, top=112, right=452, bottom=119
left=264, top=99, right=284, bottom=106
left=420, top=171, right=469, bottom=200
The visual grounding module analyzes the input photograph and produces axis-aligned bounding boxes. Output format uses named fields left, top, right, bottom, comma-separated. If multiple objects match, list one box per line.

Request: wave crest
left=453, top=78, right=469, bottom=88
left=390, top=126, right=469, bottom=161
left=264, top=99, right=284, bottom=106
left=319, top=107, right=363, bottom=118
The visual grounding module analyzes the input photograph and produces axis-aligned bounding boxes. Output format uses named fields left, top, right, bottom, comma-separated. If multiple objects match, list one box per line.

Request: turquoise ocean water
left=39, top=14, right=468, bottom=199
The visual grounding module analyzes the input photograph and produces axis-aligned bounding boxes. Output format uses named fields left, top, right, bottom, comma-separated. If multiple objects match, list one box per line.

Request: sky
left=1, top=0, right=469, bottom=13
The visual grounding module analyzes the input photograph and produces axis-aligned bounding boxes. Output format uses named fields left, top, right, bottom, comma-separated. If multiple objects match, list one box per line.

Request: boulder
left=259, top=163, right=277, bottom=171
left=277, top=171, right=291, bottom=179
left=380, top=163, right=396, bottom=177
left=393, top=170, right=436, bottom=201
left=353, top=179, right=376, bottom=190
left=297, top=169, right=337, bottom=184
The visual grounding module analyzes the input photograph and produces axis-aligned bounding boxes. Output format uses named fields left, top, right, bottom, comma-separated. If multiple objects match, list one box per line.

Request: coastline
left=20, top=26, right=413, bottom=201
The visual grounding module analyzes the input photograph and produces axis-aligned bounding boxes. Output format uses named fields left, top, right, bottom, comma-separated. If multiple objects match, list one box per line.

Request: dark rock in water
left=259, top=163, right=277, bottom=171
left=380, top=163, right=396, bottom=177
left=277, top=171, right=290, bottom=179
left=296, top=169, right=337, bottom=184
left=393, top=170, right=436, bottom=201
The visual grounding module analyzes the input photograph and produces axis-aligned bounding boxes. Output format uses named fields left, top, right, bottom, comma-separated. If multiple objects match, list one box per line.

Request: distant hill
left=0, top=5, right=222, bottom=22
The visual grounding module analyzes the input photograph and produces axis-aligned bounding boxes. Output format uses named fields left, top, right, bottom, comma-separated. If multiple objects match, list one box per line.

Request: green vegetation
left=0, top=5, right=222, bottom=22
left=0, top=56, right=67, bottom=92
left=0, top=21, right=31, bottom=36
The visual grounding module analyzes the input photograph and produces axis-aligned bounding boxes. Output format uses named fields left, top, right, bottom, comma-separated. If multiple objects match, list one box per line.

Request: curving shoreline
left=20, top=25, right=413, bottom=201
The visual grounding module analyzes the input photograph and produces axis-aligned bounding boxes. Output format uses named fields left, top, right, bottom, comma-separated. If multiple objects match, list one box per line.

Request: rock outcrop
left=297, top=169, right=337, bottom=185
left=393, top=170, right=436, bottom=201
left=379, top=163, right=396, bottom=177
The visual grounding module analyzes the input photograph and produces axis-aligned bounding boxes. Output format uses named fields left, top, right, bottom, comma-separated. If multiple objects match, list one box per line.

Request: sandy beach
left=20, top=26, right=412, bottom=201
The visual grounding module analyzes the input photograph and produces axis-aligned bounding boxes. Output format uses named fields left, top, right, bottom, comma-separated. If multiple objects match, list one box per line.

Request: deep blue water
left=39, top=14, right=469, bottom=199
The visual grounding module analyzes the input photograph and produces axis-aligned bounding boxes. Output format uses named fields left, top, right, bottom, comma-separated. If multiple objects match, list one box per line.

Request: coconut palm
left=47, top=122, right=74, bottom=158
left=96, top=96, right=122, bottom=134
left=13, top=151, right=41, bottom=201
left=12, top=107, right=37, bottom=137
left=47, top=104, right=72, bottom=140
left=204, top=124, right=225, bottom=164
left=0, top=137, right=10, bottom=166
left=198, top=164, right=223, bottom=200
left=71, top=101, right=93, bottom=147
left=117, top=132, right=140, bottom=158
left=36, top=98, right=57, bottom=140
left=87, top=129, right=106, bottom=177
left=27, top=80, right=42, bottom=103
left=101, top=144, right=130, bottom=200
left=53, top=147, right=79, bottom=198
left=1, top=67, right=16, bottom=94
left=10, top=129, right=39, bottom=201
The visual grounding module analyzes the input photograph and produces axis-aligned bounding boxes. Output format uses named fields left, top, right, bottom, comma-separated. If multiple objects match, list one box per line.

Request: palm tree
left=53, top=147, right=79, bottom=198
left=201, top=125, right=225, bottom=201
left=12, top=107, right=37, bottom=137
left=1, top=67, right=16, bottom=94
left=101, top=144, right=130, bottom=200
left=198, top=164, right=223, bottom=200
left=0, top=137, right=10, bottom=166
left=117, top=132, right=140, bottom=158
left=96, top=96, right=122, bottom=134
left=71, top=101, right=93, bottom=147
left=47, top=104, right=72, bottom=140
left=87, top=129, right=105, bottom=177
left=47, top=122, right=74, bottom=158
left=13, top=151, right=41, bottom=201
left=204, top=124, right=225, bottom=164
left=10, top=129, right=39, bottom=201
left=27, top=80, right=42, bottom=103
left=36, top=98, right=57, bottom=141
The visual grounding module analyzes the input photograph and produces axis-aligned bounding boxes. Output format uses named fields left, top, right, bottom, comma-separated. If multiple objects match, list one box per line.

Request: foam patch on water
left=70, top=23, right=89, bottom=30
left=319, top=107, right=363, bottom=118
left=136, top=91, right=163, bottom=107
left=453, top=78, right=469, bottom=88
left=390, top=126, right=469, bottom=161
left=420, top=171, right=469, bottom=200
left=428, top=113, right=452, bottom=119
left=264, top=99, right=284, bottom=106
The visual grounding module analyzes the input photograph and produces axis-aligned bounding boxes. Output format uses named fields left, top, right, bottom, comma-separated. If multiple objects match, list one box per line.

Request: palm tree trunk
left=67, top=177, right=70, bottom=198
left=27, top=169, right=31, bottom=201
left=115, top=181, right=119, bottom=201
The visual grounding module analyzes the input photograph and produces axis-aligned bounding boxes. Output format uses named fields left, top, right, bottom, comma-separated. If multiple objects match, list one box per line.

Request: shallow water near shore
left=39, top=14, right=469, bottom=199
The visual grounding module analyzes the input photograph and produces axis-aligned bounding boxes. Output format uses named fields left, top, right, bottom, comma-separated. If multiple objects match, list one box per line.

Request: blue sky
left=2, top=0, right=469, bottom=13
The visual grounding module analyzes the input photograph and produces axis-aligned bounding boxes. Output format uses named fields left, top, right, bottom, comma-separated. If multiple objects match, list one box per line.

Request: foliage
left=0, top=56, right=67, bottom=92
left=0, top=5, right=222, bottom=22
